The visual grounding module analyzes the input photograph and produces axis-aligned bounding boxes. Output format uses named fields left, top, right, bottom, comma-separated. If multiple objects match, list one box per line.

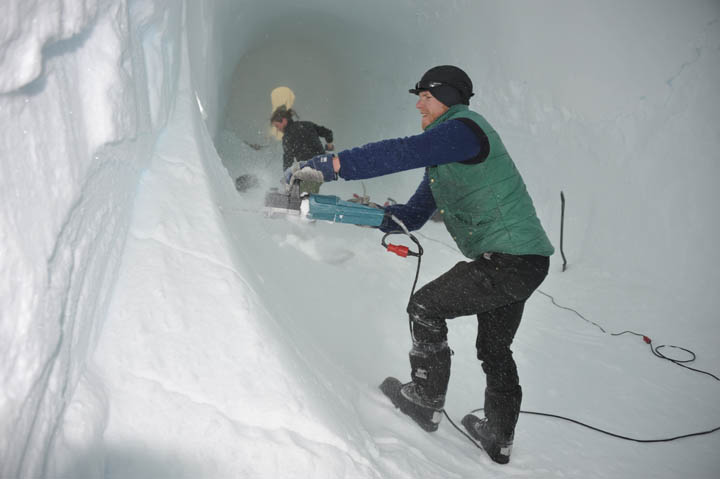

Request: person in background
left=283, top=65, right=553, bottom=465
left=271, top=106, right=334, bottom=195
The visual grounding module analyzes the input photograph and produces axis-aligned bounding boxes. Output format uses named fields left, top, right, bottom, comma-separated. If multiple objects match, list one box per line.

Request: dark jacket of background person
left=282, top=119, right=333, bottom=169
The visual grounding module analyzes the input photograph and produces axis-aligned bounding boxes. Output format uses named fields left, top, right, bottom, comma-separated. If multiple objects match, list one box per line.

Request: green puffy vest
left=426, top=105, right=554, bottom=259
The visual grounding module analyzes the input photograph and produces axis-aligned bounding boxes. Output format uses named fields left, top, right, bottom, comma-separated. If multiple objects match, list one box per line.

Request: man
left=285, top=65, right=553, bottom=464
left=271, top=106, right=334, bottom=195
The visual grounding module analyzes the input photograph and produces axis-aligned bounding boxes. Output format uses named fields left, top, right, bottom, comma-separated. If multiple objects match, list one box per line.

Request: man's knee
left=476, top=340, right=514, bottom=364
left=409, top=314, right=447, bottom=345
left=406, top=261, right=472, bottom=319
left=406, top=296, right=427, bottom=323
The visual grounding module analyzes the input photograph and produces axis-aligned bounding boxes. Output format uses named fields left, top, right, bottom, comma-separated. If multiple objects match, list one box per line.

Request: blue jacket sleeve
left=337, top=119, right=483, bottom=180
left=379, top=171, right=436, bottom=233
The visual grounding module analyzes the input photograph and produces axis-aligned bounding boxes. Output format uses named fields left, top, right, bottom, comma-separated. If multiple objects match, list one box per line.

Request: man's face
left=416, top=90, right=449, bottom=129
left=272, top=118, right=287, bottom=132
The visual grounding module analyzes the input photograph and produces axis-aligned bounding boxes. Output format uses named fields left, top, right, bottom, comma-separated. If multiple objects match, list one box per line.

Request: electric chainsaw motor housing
left=306, top=195, right=385, bottom=226
left=264, top=183, right=385, bottom=227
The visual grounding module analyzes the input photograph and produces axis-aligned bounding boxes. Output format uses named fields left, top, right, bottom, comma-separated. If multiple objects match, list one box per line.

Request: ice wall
left=0, top=1, right=183, bottom=476
left=1, top=0, right=718, bottom=476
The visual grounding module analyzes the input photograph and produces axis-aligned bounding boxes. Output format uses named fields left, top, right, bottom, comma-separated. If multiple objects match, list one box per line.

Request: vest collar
left=424, top=104, right=469, bottom=131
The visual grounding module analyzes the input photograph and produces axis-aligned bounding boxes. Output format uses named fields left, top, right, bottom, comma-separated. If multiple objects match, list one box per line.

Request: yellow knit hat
left=270, top=86, right=295, bottom=140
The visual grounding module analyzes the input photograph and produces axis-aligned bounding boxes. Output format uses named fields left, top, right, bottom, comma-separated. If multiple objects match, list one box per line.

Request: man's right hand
left=283, top=162, right=300, bottom=185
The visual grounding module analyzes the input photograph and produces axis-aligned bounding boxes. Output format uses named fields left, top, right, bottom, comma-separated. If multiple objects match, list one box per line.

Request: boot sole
left=379, top=377, right=440, bottom=432
left=461, top=414, right=511, bottom=464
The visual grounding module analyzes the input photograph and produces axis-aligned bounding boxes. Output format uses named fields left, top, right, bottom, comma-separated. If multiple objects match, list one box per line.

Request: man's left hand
left=283, top=154, right=338, bottom=187
left=305, top=153, right=338, bottom=182
left=283, top=154, right=338, bottom=185
left=283, top=162, right=323, bottom=185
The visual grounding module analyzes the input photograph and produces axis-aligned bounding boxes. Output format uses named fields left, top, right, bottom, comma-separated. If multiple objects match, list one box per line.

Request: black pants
left=407, top=253, right=549, bottom=429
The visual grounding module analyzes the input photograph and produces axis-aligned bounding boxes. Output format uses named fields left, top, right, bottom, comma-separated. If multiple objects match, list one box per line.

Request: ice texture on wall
left=0, top=1, right=182, bottom=476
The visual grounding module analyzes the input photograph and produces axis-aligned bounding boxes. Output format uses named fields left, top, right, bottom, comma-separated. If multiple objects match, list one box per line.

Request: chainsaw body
left=264, top=184, right=385, bottom=227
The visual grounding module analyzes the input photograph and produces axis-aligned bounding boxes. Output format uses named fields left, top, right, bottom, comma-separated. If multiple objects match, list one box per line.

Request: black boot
left=379, top=344, right=451, bottom=432
left=461, top=414, right=513, bottom=464
left=462, top=386, right=522, bottom=464
left=379, top=377, right=444, bottom=432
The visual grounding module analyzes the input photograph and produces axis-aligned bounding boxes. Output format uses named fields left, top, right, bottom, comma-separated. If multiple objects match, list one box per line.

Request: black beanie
left=409, top=65, right=474, bottom=107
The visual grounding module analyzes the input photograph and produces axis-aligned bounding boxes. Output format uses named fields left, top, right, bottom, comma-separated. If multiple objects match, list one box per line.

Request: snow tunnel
left=1, top=1, right=719, bottom=477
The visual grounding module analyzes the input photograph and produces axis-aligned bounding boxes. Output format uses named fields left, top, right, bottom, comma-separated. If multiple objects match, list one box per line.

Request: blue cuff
left=306, top=153, right=338, bottom=182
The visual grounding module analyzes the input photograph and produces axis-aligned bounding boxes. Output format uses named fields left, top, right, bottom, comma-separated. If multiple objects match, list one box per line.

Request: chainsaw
left=264, top=180, right=387, bottom=227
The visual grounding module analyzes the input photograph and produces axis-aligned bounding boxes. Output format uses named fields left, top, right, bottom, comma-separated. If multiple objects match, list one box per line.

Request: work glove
left=283, top=154, right=337, bottom=186
left=305, top=153, right=338, bottom=181
left=283, top=161, right=323, bottom=186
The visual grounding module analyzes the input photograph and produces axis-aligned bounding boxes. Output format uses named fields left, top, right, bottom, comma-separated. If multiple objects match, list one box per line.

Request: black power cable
left=414, top=232, right=720, bottom=382
left=560, top=191, right=567, bottom=272
left=384, top=228, right=720, bottom=448
left=444, top=292, right=720, bottom=448
left=537, top=290, right=720, bottom=382
left=459, top=408, right=720, bottom=445
left=382, top=215, right=424, bottom=337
